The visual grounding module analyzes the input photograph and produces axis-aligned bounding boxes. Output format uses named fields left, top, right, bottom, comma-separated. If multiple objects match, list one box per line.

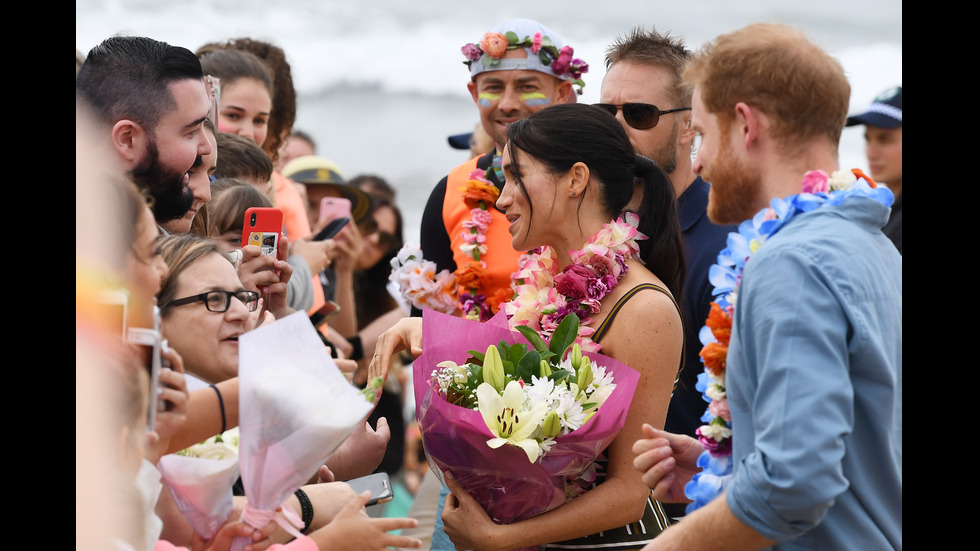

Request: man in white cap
left=846, top=85, right=902, bottom=253
left=406, top=18, right=588, bottom=549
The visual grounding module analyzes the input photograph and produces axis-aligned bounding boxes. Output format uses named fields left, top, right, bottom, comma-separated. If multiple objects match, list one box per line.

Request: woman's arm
left=441, top=283, right=683, bottom=550
left=165, top=378, right=240, bottom=455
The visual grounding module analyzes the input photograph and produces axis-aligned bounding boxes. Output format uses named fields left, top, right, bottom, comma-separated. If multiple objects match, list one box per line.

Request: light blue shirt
left=725, top=195, right=902, bottom=550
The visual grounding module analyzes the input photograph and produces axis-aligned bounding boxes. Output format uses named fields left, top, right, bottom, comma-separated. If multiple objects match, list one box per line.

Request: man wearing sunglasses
left=600, top=28, right=736, bottom=522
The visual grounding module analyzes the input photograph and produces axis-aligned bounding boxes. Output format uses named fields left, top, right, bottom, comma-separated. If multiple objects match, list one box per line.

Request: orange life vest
left=444, top=157, right=522, bottom=301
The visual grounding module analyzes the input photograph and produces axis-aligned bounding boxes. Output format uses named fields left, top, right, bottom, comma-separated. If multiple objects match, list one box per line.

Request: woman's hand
left=324, top=223, right=365, bottom=276
left=306, top=492, right=422, bottom=550
left=324, top=418, right=390, bottom=480
left=236, top=245, right=280, bottom=294
left=367, top=317, right=422, bottom=381
left=259, top=236, right=294, bottom=320
left=442, top=473, right=502, bottom=551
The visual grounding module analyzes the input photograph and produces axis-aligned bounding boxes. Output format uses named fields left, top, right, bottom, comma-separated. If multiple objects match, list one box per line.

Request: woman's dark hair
left=197, top=38, right=296, bottom=165
left=197, top=48, right=275, bottom=106
left=505, top=102, right=685, bottom=300
left=354, top=193, right=405, bottom=327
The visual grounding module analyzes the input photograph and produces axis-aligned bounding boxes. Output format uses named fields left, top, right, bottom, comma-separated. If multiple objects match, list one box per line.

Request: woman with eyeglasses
left=151, top=233, right=421, bottom=549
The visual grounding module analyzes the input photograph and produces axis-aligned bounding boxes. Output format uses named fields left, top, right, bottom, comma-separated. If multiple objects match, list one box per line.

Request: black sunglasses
left=167, top=290, right=259, bottom=313
left=594, top=103, right=691, bottom=130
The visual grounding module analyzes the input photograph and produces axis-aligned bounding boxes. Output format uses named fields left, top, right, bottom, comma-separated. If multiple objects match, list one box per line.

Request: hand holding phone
left=312, top=216, right=351, bottom=241
left=127, top=305, right=164, bottom=432
left=320, top=197, right=352, bottom=224
left=346, top=472, right=394, bottom=506
left=242, top=207, right=284, bottom=260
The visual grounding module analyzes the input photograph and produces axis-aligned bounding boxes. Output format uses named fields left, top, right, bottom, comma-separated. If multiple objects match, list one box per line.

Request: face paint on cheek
left=478, top=92, right=501, bottom=107
left=520, top=93, right=550, bottom=107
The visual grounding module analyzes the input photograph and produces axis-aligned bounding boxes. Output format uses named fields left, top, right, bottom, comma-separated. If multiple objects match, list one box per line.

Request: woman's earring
left=570, top=191, right=577, bottom=197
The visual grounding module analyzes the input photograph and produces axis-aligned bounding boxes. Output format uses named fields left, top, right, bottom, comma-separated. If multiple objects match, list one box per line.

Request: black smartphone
left=312, top=216, right=351, bottom=242
left=347, top=472, right=394, bottom=506
left=309, top=300, right=341, bottom=329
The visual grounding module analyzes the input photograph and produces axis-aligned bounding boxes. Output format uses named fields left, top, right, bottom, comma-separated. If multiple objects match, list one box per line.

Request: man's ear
left=111, top=119, right=145, bottom=169
left=555, top=80, right=574, bottom=105
left=678, top=111, right=696, bottom=146
left=734, top=102, right=759, bottom=149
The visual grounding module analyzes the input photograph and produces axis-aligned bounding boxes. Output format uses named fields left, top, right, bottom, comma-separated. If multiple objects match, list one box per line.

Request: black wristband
left=294, top=488, right=314, bottom=534
left=348, top=334, right=364, bottom=361
left=209, top=384, right=227, bottom=434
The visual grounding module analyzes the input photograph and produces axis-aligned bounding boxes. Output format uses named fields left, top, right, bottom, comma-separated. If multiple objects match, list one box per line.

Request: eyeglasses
left=167, top=290, right=259, bottom=313
left=593, top=103, right=691, bottom=130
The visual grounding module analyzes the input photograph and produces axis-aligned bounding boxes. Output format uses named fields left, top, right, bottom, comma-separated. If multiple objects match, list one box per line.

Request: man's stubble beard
left=129, top=138, right=194, bottom=223
left=703, top=132, right=764, bottom=226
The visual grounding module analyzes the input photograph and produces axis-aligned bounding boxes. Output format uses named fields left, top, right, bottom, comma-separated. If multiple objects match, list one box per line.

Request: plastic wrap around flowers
left=414, top=308, right=639, bottom=531
left=685, top=169, right=892, bottom=512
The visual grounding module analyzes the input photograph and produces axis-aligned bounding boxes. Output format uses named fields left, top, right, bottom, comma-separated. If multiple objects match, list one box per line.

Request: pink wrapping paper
left=414, top=308, right=640, bottom=526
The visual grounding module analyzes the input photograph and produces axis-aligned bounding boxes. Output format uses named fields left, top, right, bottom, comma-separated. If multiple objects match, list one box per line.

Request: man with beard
left=76, top=35, right=213, bottom=226
left=630, top=23, right=901, bottom=550
left=599, top=30, right=736, bottom=522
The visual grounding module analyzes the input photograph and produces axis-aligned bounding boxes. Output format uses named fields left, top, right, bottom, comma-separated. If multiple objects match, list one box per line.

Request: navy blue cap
left=448, top=132, right=473, bottom=150
left=846, top=85, right=902, bottom=128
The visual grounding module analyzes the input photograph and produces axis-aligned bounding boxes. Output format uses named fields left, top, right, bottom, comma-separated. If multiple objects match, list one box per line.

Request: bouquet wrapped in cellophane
left=231, top=312, right=381, bottom=550
left=157, top=428, right=241, bottom=540
left=414, top=308, right=639, bottom=536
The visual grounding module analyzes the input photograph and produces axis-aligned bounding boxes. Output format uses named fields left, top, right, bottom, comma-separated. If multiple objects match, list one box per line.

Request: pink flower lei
left=505, top=215, right=645, bottom=352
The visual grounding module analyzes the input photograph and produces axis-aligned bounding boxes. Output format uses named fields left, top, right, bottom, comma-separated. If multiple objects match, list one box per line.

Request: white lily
left=477, top=380, right=549, bottom=463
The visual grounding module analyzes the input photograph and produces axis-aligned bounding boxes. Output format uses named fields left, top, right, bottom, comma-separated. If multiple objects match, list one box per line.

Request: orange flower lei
left=453, top=169, right=501, bottom=320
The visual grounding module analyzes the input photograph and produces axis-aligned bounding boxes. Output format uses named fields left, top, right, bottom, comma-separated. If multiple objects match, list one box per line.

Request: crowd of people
left=77, top=15, right=901, bottom=551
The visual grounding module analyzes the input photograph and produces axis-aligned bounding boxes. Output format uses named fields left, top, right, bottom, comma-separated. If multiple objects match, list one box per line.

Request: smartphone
left=127, top=305, right=164, bottom=432
left=347, top=472, right=394, bottom=506
left=319, top=197, right=352, bottom=224
left=312, top=216, right=351, bottom=242
left=309, top=300, right=341, bottom=329
left=242, top=207, right=284, bottom=259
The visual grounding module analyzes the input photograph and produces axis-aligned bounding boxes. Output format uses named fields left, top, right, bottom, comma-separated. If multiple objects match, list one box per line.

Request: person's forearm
left=330, top=269, right=358, bottom=337
left=166, top=378, right=240, bottom=453
left=641, top=493, right=776, bottom=550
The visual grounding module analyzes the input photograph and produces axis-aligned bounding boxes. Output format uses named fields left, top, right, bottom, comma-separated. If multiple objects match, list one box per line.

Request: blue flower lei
left=684, top=169, right=894, bottom=513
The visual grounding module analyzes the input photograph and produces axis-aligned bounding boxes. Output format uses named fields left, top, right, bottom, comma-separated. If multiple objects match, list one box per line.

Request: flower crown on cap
left=461, top=30, right=589, bottom=94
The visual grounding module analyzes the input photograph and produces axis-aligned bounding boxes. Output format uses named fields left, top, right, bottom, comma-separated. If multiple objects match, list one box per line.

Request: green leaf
left=549, top=314, right=580, bottom=358
left=515, top=324, right=549, bottom=352
left=516, top=349, right=542, bottom=382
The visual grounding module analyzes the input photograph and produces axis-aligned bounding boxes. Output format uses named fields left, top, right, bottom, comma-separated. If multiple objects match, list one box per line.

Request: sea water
left=77, top=0, right=902, bottom=244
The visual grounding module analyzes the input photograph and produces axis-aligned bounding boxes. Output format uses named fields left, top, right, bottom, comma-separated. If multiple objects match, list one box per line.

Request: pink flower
left=461, top=43, right=483, bottom=62
left=708, top=398, right=731, bottom=422
left=530, top=32, right=543, bottom=54
left=551, top=45, right=574, bottom=75
left=800, top=170, right=830, bottom=194
left=554, top=263, right=593, bottom=300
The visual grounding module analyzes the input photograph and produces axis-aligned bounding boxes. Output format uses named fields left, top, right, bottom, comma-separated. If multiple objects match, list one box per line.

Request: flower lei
left=505, top=215, right=645, bottom=353
left=684, top=169, right=894, bottom=513
left=461, top=30, right=589, bottom=94
left=389, top=167, right=509, bottom=321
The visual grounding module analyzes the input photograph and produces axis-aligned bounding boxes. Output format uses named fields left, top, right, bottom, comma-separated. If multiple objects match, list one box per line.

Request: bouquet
left=157, top=428, right=242, bottom=540
left=414, top=308, right=639, bottom=540
left=231, top=311, right=380, bottom=550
